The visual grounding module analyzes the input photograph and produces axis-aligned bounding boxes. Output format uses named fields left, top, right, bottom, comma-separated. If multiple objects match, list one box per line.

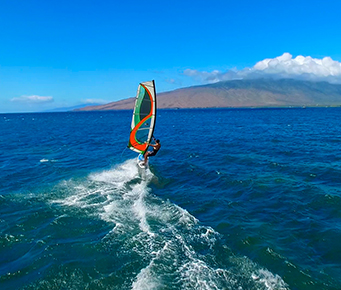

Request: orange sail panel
left=128, top=80, right=157, bottom=154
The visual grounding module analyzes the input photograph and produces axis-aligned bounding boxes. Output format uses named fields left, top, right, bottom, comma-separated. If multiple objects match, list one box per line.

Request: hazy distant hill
left=76, top=79, right=341, bottom=111
left=46, top=103, right=103, bottom=112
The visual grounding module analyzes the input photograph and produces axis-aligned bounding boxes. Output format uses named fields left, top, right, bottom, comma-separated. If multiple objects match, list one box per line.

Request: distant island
left=76, top=78, right=341, bottom=111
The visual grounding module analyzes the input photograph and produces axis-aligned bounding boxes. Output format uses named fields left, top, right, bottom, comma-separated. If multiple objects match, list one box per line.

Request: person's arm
left=147, top=138, right=157, bottom=145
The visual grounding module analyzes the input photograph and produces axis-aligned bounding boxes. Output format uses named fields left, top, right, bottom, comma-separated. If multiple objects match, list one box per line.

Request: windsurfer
left=144, top=137, right=161, bottom=164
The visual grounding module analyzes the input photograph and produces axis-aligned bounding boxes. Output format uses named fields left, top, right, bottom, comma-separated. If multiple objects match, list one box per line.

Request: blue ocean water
left=1, top=108, right=341, bottom=289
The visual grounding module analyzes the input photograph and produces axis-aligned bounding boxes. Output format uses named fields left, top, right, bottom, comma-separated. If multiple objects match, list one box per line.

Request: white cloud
left=165, top=78, right=183, bottom=86
left=184, top=53, right=341, bottom=84
left=11, top=95, right=54, bottom=103
left=82, top=98, right=108, bottom=104
left=184, top=69, right=223, bottom=82
left=254, top=53, right=341, bottom=77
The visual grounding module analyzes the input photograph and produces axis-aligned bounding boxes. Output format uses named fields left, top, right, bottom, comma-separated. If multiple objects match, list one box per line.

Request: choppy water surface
left=1, top=108, right=341, bottom=289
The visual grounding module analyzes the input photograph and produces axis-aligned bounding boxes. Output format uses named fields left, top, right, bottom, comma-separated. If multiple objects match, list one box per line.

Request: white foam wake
left=50, top=159, right=288, bottom=289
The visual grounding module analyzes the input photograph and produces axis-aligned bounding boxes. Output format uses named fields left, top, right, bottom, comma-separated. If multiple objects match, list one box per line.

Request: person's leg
left=144, top=151, right=149, bottom=164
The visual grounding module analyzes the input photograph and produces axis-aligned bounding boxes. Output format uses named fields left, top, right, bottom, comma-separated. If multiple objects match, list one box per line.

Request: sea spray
left=47, top=159, right=289, bottom=289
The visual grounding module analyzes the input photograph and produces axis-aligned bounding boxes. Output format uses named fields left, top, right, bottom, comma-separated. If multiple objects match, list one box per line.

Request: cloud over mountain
left=184, top=53, right=341, bottom=84
left=82, top=98, right=108, bottom=104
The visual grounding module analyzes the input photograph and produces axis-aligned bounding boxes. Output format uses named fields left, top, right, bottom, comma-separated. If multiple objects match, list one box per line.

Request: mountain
left=46, top=103, right=103, bottom=112
left=76, top=79, right=341, bottom=111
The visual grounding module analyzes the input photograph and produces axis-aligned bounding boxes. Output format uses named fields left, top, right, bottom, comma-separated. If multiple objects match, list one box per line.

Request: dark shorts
left=148, top=150, right=158, bottom=157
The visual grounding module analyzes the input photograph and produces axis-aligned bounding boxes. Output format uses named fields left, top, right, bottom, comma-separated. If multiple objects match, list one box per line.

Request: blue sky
left=1, top=0, right=341, bottom=113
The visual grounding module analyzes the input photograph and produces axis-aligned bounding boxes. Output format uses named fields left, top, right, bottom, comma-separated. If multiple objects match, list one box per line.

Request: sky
left=1, top=0, right=341, bottom=113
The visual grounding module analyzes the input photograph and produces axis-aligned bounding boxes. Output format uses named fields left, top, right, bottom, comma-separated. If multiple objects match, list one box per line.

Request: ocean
left=1, top=108, right=341, bottom=290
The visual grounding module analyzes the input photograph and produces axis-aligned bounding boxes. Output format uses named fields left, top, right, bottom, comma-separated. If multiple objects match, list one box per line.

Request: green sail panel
left=128, top=80, right=157, bottom=154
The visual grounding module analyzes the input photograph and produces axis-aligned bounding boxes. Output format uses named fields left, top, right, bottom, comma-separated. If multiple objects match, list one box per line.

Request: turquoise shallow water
left=0, top=108, right=341, bottom=289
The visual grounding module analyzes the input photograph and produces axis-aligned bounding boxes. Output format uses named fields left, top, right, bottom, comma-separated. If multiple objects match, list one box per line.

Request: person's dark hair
left=156, top=139, right=160, bottom=143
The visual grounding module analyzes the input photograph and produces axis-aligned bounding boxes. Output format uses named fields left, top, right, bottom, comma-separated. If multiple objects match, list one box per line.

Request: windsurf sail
left=128, top=80, right=157, bottom=154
